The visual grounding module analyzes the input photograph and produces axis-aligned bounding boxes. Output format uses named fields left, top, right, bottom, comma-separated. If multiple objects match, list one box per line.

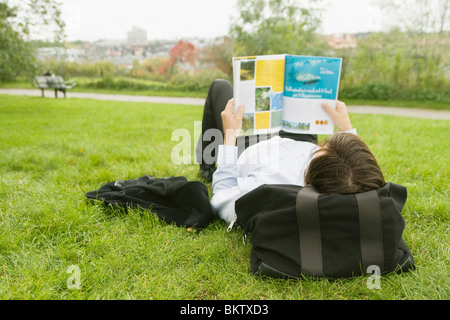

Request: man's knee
left=209, top=79, right=232, bottom=95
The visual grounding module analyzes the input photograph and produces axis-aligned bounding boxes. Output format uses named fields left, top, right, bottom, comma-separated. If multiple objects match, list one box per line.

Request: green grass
left=0, top=95, right=449, bottom=300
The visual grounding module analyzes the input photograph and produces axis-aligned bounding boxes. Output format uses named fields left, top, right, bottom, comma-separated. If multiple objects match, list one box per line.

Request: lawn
left=0, top=95, right=448, bottom=300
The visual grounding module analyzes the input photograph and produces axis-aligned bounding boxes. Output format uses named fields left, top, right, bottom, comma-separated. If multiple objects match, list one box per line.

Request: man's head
left=304, top=133, right=385, bottom=194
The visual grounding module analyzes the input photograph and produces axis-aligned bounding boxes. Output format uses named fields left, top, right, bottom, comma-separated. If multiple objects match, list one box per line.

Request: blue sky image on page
left=284, top=56, right=342, bottom=100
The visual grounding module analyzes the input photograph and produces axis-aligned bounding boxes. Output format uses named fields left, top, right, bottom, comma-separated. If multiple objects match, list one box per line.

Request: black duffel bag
left=235, top=182, right=415, bottom=278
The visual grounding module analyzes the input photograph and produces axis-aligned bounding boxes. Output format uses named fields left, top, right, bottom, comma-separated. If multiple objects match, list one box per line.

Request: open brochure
left=232, top=54, right=342, bottom=135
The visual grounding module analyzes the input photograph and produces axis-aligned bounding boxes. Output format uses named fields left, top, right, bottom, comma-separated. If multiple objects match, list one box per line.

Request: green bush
left=336, top=30, right=450, bottom=103
left=72, top=68, right=230, bottom=93
left=81, top=77, right=170, bottom=91
left=340, top=82, right=450, bottom=102
left=37, top=60, right=128, bottom=78
left=169, top=69, right=230, bottom=91
left=340, top=82, right=393, bottom=100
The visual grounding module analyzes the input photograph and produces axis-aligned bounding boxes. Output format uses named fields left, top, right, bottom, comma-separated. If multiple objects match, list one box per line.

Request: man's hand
left=322, top=100, right=353, bottom=132
left=221, top=98, right=245, bottom=146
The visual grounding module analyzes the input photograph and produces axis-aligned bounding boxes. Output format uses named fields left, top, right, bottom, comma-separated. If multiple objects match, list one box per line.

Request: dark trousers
left=196, top=79, right=318, bottom=166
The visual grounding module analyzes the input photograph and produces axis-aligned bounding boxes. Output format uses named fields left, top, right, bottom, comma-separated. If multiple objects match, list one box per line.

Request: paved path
left=1, top=88, right=449, bottom=120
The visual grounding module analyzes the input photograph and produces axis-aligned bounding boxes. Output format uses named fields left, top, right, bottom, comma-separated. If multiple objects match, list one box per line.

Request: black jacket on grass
left=85, top=175, right=214, bottom=228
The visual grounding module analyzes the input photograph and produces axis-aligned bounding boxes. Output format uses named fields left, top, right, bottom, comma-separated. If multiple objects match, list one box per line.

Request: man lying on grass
left=197, top=80, right=385, bottom=227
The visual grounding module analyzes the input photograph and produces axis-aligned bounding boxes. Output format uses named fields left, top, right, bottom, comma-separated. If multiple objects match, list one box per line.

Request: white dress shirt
left=211, top=129, right=357, bottom=225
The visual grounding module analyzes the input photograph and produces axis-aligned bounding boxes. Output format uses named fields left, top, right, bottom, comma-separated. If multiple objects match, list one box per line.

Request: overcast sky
left=59, top=0, right=382, bottom=42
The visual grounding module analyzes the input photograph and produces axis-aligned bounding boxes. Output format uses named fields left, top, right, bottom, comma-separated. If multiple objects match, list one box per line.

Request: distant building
left=328, top=33, right=358, bottom=49
left=36, top=47, right=85, bottom=62
left=127, top=26, right=148, bottom=44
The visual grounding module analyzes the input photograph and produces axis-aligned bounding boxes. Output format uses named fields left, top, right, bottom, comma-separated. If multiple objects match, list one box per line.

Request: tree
left=0, top=3, right=33, bottom=81
left=375, top=0, right=449, bottom=34
left=202, top=36, right=234, bottom=76
left=369, top=0, right=450, bottom=92
left=169, top=40, right=199, bottom=71
left=0, top=0, right=64, bottom=81
left=339, top=29, right=450, bottom=100
left=229, top=0, right=327, bottom=56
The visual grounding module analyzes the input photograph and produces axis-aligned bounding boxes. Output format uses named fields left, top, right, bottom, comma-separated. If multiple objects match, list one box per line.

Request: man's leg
left=278, top=131, right=318, bottom=144
left=196, top=79, right=233, bottom=181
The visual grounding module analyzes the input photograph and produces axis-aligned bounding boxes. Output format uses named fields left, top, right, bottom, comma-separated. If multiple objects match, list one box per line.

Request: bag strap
left=296, top=186, right=323, bottom=277
left=297, top=187, right=385, bottom=276
left=355, top=190, right=384, bottom=272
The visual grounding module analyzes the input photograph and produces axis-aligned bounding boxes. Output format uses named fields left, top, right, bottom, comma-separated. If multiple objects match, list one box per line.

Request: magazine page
left=232, top=54, right=286, bottom=135
left=281, top=55, right=342, bottom=135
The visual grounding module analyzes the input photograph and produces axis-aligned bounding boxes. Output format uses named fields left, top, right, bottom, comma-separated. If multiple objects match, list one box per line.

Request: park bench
left=33, top=75, right=77, bottom=98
